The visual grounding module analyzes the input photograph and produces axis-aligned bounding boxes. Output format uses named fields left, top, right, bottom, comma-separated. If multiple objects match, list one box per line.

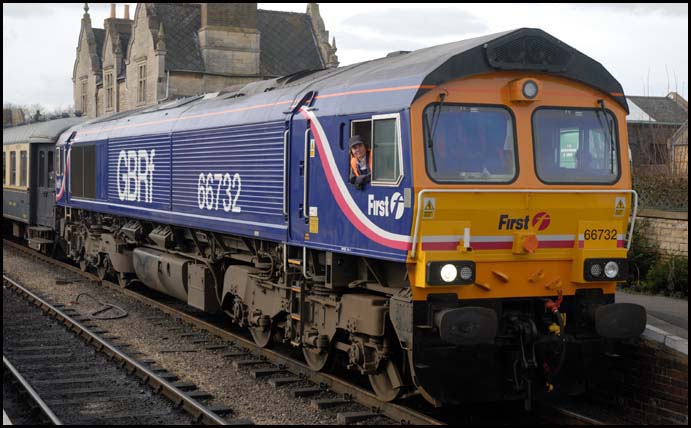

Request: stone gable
left=74, top=3, right=338, bottom=118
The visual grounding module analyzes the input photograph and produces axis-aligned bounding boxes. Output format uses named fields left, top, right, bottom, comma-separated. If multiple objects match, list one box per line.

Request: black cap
left=349, top=135, right=365, bottom=148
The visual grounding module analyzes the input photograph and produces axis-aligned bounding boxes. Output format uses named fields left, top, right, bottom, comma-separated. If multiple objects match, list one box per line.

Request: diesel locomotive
left=3, top=28, right=647, bottom=406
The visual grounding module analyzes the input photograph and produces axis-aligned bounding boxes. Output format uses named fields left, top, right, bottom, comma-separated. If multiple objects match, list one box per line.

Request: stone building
left=626, top=92, right=688, bottom=175
left=73, top=3, right=338, bottom=118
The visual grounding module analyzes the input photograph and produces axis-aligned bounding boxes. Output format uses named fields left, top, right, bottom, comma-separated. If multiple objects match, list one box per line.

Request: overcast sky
left=3, top=3, right=688, bottom=111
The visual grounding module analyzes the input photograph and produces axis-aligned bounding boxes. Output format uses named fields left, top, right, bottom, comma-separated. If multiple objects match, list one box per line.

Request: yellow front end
left=401, top=72, right=644, bottom=406
left=408, top=190, right=632, bottom=300
left=407, top=72, right=634, bottom=301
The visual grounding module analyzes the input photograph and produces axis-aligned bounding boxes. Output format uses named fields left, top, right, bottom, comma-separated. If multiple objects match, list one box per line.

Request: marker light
left=440, top=264, right=458, bottom=283
left=523, top=80, right=539, bottom=99
left=459, top=266, right=474, bottom=281
left=590, top=263, right=603, bottom=277
left=604, top=261, right=619, bottom=279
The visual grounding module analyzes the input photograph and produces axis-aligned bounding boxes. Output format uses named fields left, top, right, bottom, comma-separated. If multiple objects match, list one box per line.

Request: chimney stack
left=110, top=3, right=116, bottom=19
left=124, top=4, right=129, bottom=20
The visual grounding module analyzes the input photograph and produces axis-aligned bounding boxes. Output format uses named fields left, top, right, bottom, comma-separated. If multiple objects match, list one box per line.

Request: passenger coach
left=3, top=117, right=85, bottom=249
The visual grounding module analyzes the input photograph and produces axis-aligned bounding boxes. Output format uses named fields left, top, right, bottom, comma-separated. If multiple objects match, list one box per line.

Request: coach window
left=10, top=151, right=16, bottom=185
left=19, top=150, right=27, bottom=187
left=56, top=147, right=63, bottom=175
left=39, top=151, right=46, bottom=187
left=48, top=151, right=55, bottom=186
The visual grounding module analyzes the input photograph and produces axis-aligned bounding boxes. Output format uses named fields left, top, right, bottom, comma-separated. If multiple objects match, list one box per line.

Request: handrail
left=410, top=188, right=638, bottom=258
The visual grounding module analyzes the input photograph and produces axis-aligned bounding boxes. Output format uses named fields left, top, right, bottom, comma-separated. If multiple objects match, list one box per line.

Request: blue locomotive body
left=56, top=75, right=421, bottom=262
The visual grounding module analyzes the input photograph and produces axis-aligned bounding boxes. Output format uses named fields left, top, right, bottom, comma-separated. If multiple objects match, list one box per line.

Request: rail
left=3, top=355, right=62, bottom=425
left=2, top=273, right=229, bottom=425
left=4, top=240, right=443, bottom=425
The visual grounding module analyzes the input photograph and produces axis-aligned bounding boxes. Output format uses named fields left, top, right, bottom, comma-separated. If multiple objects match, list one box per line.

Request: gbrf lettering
left=117, top=149, right=155, bottom=203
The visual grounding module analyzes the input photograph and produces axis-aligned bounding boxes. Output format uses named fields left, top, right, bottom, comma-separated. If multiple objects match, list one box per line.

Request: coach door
left=36, top=144, right=55, bottom=227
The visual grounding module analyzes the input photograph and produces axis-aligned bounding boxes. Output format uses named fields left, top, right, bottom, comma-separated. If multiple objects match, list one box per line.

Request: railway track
left=3, top=273, right=239, bottom=425
left=4, top=239, right=441, bottom=425
left=4, top=239, right=611, bottom=425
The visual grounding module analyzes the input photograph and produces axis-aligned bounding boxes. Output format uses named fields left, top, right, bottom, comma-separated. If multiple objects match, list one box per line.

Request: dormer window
left=138, top=63, right=147, bottom=104
left=105, top=72, right=114, bottom=110
left=81, top=79, right=88, bottom=114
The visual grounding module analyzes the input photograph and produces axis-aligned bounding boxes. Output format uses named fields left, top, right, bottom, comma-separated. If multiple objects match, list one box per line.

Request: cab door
left=287, top=92, right=317, bottom=243
left=36, top=144, right=55, bottom=227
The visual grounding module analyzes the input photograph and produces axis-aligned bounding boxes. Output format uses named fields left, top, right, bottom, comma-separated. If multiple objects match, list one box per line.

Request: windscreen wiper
left=425, top=92, right=447, bottom=172
left=596, top=99, right=616, bottom=174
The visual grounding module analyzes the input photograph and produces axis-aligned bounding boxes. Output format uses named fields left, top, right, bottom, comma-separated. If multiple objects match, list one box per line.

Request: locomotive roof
left=72, top=28, right=628, bottom=142
left=3, top=117, right=86, bottom=145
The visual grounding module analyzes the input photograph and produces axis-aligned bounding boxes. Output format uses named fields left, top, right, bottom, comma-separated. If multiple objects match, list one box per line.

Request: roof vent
left=485, top=30, right=574, bottom=72
left=386, top=50, right=411, bottom=58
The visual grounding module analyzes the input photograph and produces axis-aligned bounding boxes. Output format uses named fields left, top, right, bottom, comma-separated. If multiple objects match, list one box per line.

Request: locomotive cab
left=401, top=41, right=646, bottom=404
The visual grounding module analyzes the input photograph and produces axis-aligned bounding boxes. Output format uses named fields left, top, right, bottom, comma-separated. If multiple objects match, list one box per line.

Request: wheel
left=250, top=325, right=273, bottom=348
left=303, top=346, right=330, bottom=371
left=368, top=360, right=403, bottom=402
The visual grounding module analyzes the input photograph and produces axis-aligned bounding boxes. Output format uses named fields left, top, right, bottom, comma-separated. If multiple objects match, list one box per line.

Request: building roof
left=118, top=33, right=131, bottom=78
left=147, top=3, right=206, bottom=73
left=79, top=3, right=328, bottom=84
left=258, top=10, right=324, bottom=76
left=144, top=4, right=324, bottom=77
left=104, top=18, right=133, bottom=79
left=627, top=95, right=688, bottom=124
left=91, top=28, right=106, bottom=83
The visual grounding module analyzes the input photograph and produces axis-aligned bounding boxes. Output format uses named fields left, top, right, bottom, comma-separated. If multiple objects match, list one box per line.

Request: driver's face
left=351, top=143, right=366, bottom=159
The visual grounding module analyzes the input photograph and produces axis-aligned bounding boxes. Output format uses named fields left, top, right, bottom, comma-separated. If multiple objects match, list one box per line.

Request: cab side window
left=372, top=116, right=401, bottom=184
left=350, top=114, right=402, bottom=186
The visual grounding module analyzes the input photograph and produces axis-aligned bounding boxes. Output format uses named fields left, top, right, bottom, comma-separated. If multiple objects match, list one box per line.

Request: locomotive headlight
left=584, top=259, right=627, bottom=281
left=440, top=264, right=458, bottom=283
left=604, top=261, right=619, bottom=279
left=522, top=80, right=539, bottom=99
left=427, top=261, right=476, bottom=285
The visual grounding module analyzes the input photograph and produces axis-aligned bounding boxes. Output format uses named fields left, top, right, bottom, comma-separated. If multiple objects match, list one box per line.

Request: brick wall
left=594, top=339, right=688, bottom=425
left=638, top=210, right=688, bottom=258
